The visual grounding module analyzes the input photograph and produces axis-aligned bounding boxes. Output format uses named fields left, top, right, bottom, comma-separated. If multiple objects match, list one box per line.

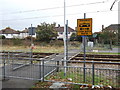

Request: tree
left=99, top=30, right=117, bottom=49
left=36, top=22, right=58, bottom=42
left=70, top=33, right=76, bottom=41
left=70, top=33, right=82, bottom=42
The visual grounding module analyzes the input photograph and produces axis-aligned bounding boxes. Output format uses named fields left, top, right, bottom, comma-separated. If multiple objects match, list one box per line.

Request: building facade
left=55, top=26, right=75, bottom=40
left=0, top=26, right=75, bottom=39
left=0, top=27, right=20, bottom=38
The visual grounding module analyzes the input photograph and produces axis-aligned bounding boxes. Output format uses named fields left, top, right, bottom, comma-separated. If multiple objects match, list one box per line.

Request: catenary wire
left=1, top=9, right=119, bottom=22
left=0, top=1, right=108, bottom=15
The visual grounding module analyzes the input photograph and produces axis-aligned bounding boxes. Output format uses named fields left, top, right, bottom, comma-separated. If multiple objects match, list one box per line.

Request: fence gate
left=1, top=50, right=57, bottom=81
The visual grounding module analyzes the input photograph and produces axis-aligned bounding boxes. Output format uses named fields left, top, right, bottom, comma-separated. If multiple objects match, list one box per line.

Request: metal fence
left=1, top=51, right=120, bottom=88
left=1, top=50, right=57, bottom=81
left=45, top=60, right=120, bottom=88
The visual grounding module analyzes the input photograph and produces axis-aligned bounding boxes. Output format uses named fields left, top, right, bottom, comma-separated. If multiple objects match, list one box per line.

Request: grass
left=33, top=45, right=64, bottom=53
left=1, top=41, right=80, bottom=53
left=1, top=45, right=64, bottom=53
left=45, top=70, right=119, bottom=88
left=31, top=68, right=120, bottom=89
left=1, top=45, right=119, bottom=55
left=32, top=70, right=119, bottom=89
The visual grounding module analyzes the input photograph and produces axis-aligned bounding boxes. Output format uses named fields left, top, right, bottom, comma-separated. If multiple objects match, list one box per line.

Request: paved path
left=2, top=78, right=36, bottom=89
left=96, top=48, right=119, bottom=53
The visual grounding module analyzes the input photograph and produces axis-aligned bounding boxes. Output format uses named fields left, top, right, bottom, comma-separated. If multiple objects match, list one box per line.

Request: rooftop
left=104, top=24, right=120, bottom=30
left=0, top=27, right=20, bottom=34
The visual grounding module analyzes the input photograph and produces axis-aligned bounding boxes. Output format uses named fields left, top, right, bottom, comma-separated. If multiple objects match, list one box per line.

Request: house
left=0, top=26, right=75, bottom=39
left=0, top=27, right=37, bottom=39
left=20, top=28, right=36, bottom=39
left=0, top=27, right=20, bottom=38
left=55, top=26, right=75, bottom=40
left=102, top=24, right=120, bottom=34
left=19, top=28, right=29, bottom=39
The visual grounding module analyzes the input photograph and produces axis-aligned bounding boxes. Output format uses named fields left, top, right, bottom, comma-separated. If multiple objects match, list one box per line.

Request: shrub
left=0, top=35, right=6, bottom=39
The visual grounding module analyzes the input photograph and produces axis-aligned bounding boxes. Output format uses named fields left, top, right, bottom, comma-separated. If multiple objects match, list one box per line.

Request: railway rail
left=70, top=54, right=120, bottom=63
left=1, top=51, right=120, bottom=63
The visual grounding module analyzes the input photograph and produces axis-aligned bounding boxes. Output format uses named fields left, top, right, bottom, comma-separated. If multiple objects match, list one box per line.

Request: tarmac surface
left=2, top=78, right=36, bottom=89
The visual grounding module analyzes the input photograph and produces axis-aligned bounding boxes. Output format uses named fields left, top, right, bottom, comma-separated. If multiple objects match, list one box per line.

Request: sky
left=0, top=0, right=119, bottom=32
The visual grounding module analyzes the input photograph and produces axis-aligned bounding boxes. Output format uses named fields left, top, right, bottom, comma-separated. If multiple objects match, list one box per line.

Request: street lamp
left=64, top=0, right=67, bottom=76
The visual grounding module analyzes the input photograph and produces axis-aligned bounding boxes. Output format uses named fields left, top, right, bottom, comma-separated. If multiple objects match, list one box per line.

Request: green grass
left=1, top=45, right=64, bottom=53
left=46, top=71, right=119, bottom=88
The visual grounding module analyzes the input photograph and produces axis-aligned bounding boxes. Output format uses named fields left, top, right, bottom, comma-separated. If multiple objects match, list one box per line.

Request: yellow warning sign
left=77, top=18, right=92, bottom=36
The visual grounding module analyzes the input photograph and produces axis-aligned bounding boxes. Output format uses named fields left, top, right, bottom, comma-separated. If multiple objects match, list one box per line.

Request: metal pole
left=92, top=61, right=95, bottom=85
left=3, top=51, right=6, bottom=80
left=42, top=60, right=44, bottom=82
left=66, top=20, right=68, bottom=66
left=30, top=24, right=33, bottom=64
left=56, top=61, right=59, bottom=72
left=64, top=0, right=67, bottom=76
left=31, top=24, right=33, bottom=45
left=39, top=61, right=41, bottom=81
left=83, top=13, right=86, bottom=83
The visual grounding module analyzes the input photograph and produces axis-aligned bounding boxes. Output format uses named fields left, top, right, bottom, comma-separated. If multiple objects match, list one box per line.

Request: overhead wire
left=1, top=0, right=118, bottom=22
left=1, top=9, right=119, bottom=22
left=110, top=0, right=119, bottom=10
left=1, top=0, right=108, bottom=15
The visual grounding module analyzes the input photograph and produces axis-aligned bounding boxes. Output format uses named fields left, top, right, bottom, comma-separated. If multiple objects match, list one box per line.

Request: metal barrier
left=1, top=50, right=57, bottom=81
left=1, top=51, right=120, bottom=88
left=44, top=60, right=120, bottom=88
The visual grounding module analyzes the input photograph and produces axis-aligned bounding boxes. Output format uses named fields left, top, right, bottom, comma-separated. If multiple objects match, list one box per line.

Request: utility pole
left=64, top=0, right=67, bottom=76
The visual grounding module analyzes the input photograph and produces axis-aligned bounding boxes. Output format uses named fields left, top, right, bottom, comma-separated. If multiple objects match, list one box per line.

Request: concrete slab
left=49, top=82, right=64, bottom=88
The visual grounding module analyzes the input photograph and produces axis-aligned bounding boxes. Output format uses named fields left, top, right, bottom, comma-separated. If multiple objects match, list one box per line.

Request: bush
left=49, top=40, right=64, bottom=46
left=0, top=35, right=6, bottom=39
left=25, top=36, right=35, bottom=41
left=12, top=38, right=22, bottom=46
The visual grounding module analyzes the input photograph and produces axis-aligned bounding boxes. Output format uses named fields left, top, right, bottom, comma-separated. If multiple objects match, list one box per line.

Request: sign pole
left=30, top=24, right=33, bottom=64
left=83, top=13, right=86, bottom=83
left=66, top=20, right=68, bottom=67
left=77, top=13, right=92, bottom=83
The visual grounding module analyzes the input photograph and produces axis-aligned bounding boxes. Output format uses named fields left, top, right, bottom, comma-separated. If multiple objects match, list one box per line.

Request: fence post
left=12, top=51, right=14, bottom=69
left=3, top=50, right=6, bottom=80
left=8, top=51, right=10, bottom=64
left=117, top=66, right=120, bottom=87
left=39, top=60, right=41, bottom=82
left=30, top=50, right=33, bottom=64
left=92, top=61, right=95, bottom=85
left=56, top=61, right=59, bottom=72
left=42, top=60, right=44, bottom=82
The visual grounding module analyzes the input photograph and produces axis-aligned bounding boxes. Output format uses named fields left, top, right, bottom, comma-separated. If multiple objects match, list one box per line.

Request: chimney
left=102, top=25, right=104, bottom=32
left=58, top=24, right=60, bottom=28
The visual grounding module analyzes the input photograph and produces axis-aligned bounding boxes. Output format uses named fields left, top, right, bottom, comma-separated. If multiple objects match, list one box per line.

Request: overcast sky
left=0, top=0, right=119, bottom=32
